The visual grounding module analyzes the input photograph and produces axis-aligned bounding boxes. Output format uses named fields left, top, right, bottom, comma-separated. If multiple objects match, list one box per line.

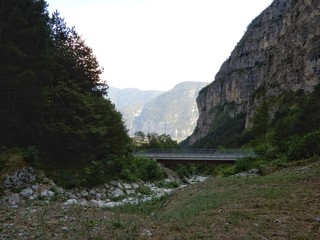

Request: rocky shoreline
left=0, top=167, right=209, bottom=209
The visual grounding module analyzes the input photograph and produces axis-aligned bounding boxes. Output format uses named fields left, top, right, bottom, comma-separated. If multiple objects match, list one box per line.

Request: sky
left=47, top=0, right=273, bottom=91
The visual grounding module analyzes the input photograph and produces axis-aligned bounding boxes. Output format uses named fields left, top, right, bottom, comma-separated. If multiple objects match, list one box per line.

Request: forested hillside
left=0, top=0, right=130, bottom=168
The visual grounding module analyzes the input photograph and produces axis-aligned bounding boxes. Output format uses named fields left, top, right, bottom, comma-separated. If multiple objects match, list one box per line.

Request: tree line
left=0, top=0, right=130, bottom=167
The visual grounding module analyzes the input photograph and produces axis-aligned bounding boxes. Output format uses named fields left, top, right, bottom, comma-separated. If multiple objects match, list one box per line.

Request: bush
left=0, top=147, right=26, bottom=179
left=235, top=157, right=261, bottom=173
left=23, top=146, right=39, bottom=166
left=288, top=130, right=320, bottom=160
left=130, top=157, right=165, bottom=181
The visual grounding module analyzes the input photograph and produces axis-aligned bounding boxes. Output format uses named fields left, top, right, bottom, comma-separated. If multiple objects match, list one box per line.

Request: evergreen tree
left=0, top=0, right=130, bottom=168
left=0, top=0, right=51, bottom=146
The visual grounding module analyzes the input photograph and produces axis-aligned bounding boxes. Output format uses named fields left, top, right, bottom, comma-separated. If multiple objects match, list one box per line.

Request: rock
left=233, top=169, right=259, bottom=177
left=40, top=190, right=55, bottom=198
left=100, top=193, right=107, bottom=200
left=89, top=189, right=96, bottom=195
left=2, top=167, right=37, bottom=190
left=78, top=199, right=89, bottom=206
left=7, top=194, right=20, bottom=206
left=126, top=189, right=136, bottom=195
left=20, top=188, right=33, bottom=198
left=80, top=191, right=88, bottom=198
left=31, top=184, right=39, bottom=191
left=117, top=182, right=124, bottom=189
left=274, top=219, right=281, bottom=225
left=123, top=183, right=132, bottom=190
left=141, top=229, right=153, bottom=238
left=188, top=175, right=209, bottom=183
left=110, top=181, right=118, bottom=187
left=95, top=193, right=102, bottom=200
left=104, top=201, right=120, bottom=208
left=64, top=199, right=78, bottom=205
left=101, top=188, right=107, bottom=194
left=111, top=188, right=125, bottom=198
left=132, top=183, right=139, bottom=189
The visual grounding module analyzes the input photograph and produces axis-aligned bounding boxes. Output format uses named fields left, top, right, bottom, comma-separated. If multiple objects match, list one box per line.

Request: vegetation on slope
left=0, top=0, right=169, bottom=187
left=1, top=158, right=319, bottom=239
left=188, top=83, right=320, bottom=169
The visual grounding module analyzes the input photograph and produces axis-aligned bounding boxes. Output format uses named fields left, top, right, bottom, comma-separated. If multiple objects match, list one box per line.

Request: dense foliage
left=0, top=0, right=130, bottom=172
left=133, top=131, right=180, bottom=150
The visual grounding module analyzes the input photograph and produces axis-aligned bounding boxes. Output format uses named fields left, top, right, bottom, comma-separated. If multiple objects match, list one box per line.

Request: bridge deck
left=135, top=149, right=253, bottom=164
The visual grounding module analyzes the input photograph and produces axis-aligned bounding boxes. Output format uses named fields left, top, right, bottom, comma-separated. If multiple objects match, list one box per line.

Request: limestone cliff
left=188, top=0, right=320, bottom=146
left=132, top=82, right=208, bottom=141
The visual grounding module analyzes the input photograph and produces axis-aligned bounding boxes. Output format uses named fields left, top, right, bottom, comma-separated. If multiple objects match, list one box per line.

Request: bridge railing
left=134, top=149, right=255, bottom=160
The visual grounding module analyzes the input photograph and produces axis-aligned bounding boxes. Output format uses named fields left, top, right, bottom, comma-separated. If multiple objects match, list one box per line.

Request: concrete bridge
left=134, top=149, right=253, bottom=165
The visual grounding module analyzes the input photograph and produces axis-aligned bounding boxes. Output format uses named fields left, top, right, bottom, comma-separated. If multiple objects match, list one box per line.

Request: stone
left=40, top=190, right=55, bottom=198
left=117, top=182, right=124, bottom=189
left=94, top=193, right=102, bottom=200
left=20, top=188, right=33, bottom=198
left=100, top=193, right=107, bottom=200
left=274, top=219, right=281, bottom=225
left=78, top=199, right=88, bottom=206
left=123, top=183, right=132, bottom=190
left=141, top=229, right=153, bottom=238
left=64, top=199, right=78, bottom=205
left=104, top=201, right=120, bottom=208
left=89, top=189, right=96, bottom=195
left=7, top=194, right=20, bottom=206
left=233, top=169, right=259, bottom=177
left=101, top=188, right=107, bottom=194
left=188, top=175, right=209, bottom=183
left=80, top=191, right=88, bottom=198
left=31, top=184, right=39, bottom=191
left=126, top=189, right=136, bottom=195
left=110, top=181, right=118, bottom=187
left=90, top=200, right=107, bottom=208
left=111, top=188, right=125, bottom=198
left=2, top=167, right=37, bottom=190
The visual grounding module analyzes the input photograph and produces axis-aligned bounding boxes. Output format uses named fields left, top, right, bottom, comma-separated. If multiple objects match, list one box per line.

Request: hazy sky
left=47, top=0, right=272, bottom=91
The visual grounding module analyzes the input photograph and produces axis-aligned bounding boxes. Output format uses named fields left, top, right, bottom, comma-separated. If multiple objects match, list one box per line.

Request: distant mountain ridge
left=108, top=82, right=208, bottom=141
left=132, top=82, right=208, bottom=141
left=108, top=87, right=163, bottom=131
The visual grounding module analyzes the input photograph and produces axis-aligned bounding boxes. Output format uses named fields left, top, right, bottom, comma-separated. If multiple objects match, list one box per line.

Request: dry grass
left=1, top=159, right=320, bottom=239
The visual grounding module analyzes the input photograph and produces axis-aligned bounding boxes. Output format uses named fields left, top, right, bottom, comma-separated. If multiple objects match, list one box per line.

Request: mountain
left=185, top=0, right=320, bottom=147
left=131, top=82, right=208, bottom=141
left=108, top=87, right=163, bottom=131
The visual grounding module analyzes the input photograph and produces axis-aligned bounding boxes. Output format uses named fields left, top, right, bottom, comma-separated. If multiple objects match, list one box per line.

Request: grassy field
left=1, top=158, right=320, bottom=239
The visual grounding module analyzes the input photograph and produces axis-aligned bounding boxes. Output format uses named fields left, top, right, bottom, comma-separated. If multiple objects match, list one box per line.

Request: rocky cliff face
left=188, top=0, right=320, bottom=146
left=131, top=82, right=208, bottom=141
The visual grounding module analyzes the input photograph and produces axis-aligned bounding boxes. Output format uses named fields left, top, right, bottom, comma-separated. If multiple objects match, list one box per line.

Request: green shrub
left=235, top=157, right=262, bottom=173
left=288, top=130, right=320, bottom=160
left=0, top=147, right=26, bottom=179
left=45, top=169, right=85, bottom=189
left=131, top=156, right=165, bottom=181
left=23, top=146, right=39, bottom=166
